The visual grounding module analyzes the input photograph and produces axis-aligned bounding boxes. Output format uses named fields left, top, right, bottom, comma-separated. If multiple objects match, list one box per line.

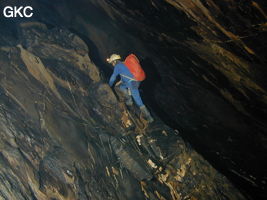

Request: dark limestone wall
left=0, top=22, right=246, bottom=200
left=0, top=0, right=267, bottom=199
left=83, top=2, right=267, bottom=199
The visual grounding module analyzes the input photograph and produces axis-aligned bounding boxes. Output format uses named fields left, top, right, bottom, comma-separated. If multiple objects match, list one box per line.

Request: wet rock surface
left=72, top=1, right=267, bottom=199
left=1, top=0, right=267, bottom=199
left=0, top=22, right=247, bottom=199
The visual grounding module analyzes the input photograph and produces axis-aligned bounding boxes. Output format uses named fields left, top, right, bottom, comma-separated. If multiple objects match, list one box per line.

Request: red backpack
left=124, top=54, right=146, bottom=81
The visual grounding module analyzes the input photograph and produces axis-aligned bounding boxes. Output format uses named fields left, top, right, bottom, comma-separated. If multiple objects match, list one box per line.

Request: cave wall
left=0, top=22, right=248, bottom=200
left=49, top=1, right=267, bottom=196
left=79, top=1, right=267, bottom=196
left=0, top=0, right=267, bottom=199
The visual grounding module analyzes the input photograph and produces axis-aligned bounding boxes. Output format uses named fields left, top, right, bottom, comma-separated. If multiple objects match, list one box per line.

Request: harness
left=120, top=74, right=136, bottom=82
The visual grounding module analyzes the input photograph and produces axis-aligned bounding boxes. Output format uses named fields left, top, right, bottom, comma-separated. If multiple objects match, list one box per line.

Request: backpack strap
left=120, top=74, right=136, bottom=82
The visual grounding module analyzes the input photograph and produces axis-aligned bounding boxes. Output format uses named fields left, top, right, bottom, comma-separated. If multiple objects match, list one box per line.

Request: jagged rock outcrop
left=1, top=0, right=267, bottom=199
left=77, top=1, right=267, bottom=199
left=0, top=22, right=246, bottom=200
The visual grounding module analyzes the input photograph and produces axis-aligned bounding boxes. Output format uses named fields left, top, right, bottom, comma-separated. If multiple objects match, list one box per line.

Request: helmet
left=107, top=54, right=121, bottom=63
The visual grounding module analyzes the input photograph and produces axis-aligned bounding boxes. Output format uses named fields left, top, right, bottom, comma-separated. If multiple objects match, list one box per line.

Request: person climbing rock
left=107, top=54, right=154, bottom=123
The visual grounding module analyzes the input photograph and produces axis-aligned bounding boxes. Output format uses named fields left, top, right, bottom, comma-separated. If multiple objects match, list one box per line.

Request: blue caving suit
left=109, top=62, right=144, bottom=107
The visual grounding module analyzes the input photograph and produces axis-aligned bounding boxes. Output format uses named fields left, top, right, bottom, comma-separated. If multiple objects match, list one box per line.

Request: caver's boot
left=140, top=105, right=154, bottom=123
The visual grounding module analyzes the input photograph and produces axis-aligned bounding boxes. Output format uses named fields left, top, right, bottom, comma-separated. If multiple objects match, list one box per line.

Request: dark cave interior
left=0, top=0, right=267, bottom=199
